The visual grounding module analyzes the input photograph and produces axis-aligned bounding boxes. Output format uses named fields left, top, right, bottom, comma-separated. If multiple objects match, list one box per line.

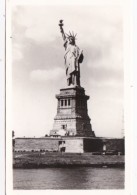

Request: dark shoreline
left=13, top=163, right=124, bottom=169
left=13, top=152, right=125, bottom=169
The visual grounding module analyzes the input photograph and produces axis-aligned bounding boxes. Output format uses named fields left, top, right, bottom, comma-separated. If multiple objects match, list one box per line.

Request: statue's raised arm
left=59, top=20, right=84, bottom=87
left=59, top=20, right=66, bottom=41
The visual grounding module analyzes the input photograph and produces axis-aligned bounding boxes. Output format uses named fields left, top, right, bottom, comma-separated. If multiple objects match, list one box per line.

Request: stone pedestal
left=50, top=86, right=95, bottom=137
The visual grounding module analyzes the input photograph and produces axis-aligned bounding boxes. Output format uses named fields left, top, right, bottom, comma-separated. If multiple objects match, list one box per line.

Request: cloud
left=30, top=68, right=64, bottom=82
left=12, top=6, right=61, bottom=44
left=12, top=5, right=122, bottom=45
left=89, top=66, right=123, bottom=82
left=12, top=44, right=23, bottom=61
left=25, top=25, right=57, bottom=43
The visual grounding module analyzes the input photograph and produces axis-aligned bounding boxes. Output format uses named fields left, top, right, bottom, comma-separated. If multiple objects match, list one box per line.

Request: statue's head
left=68, top=36, right=75, bottom=45
left=66, top=31, right=77, bottom=45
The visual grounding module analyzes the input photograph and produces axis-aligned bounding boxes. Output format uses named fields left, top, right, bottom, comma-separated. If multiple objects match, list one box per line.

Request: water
left=13, top=167, right=124, bottom=189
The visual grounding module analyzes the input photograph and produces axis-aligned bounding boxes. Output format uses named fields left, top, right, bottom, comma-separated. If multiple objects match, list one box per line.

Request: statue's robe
left=64, top=40, right=80, bottom=80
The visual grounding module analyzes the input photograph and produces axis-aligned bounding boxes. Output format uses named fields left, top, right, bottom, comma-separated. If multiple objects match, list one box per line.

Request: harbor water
left=13, top=167, right=124, bottom=189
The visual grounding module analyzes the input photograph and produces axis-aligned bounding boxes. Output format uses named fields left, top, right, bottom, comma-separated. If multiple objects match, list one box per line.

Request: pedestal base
left=50, top=86, right=95, bottom=137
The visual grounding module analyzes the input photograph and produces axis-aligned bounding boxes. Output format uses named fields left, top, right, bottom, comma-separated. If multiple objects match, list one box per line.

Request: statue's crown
left=66, top=31, right=77, bottom=40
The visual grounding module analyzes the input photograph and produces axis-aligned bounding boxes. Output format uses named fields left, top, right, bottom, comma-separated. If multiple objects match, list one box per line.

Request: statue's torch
left=59, top=20, right=64, bottom=33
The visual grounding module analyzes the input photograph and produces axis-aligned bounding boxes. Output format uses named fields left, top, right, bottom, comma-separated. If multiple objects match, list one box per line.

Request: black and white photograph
left=4, top=0, right=133, bottom=193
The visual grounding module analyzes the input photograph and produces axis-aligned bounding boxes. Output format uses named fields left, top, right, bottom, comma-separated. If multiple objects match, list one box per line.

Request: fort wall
left=14, top=137, right=124, bottom=154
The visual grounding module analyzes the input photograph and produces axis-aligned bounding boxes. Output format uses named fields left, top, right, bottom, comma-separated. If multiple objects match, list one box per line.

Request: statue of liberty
left=59, top=20, right=84, bottom=86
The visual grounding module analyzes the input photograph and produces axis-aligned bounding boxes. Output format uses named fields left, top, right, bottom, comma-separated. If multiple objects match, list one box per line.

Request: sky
left=12, top=5, right=124, bottom=138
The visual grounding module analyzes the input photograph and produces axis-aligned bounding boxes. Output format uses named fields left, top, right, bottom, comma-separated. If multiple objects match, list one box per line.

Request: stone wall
left=103, top=138, right=125, bottom=154
left=65, top=139, right=83, bottom=153
left=15, top=137, right=124, bottom=154
left=83, top=138, right=103, bottom=152
left=15, top=138, right=59, bottom=152
left=83, top=138, right=124, bottom=153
